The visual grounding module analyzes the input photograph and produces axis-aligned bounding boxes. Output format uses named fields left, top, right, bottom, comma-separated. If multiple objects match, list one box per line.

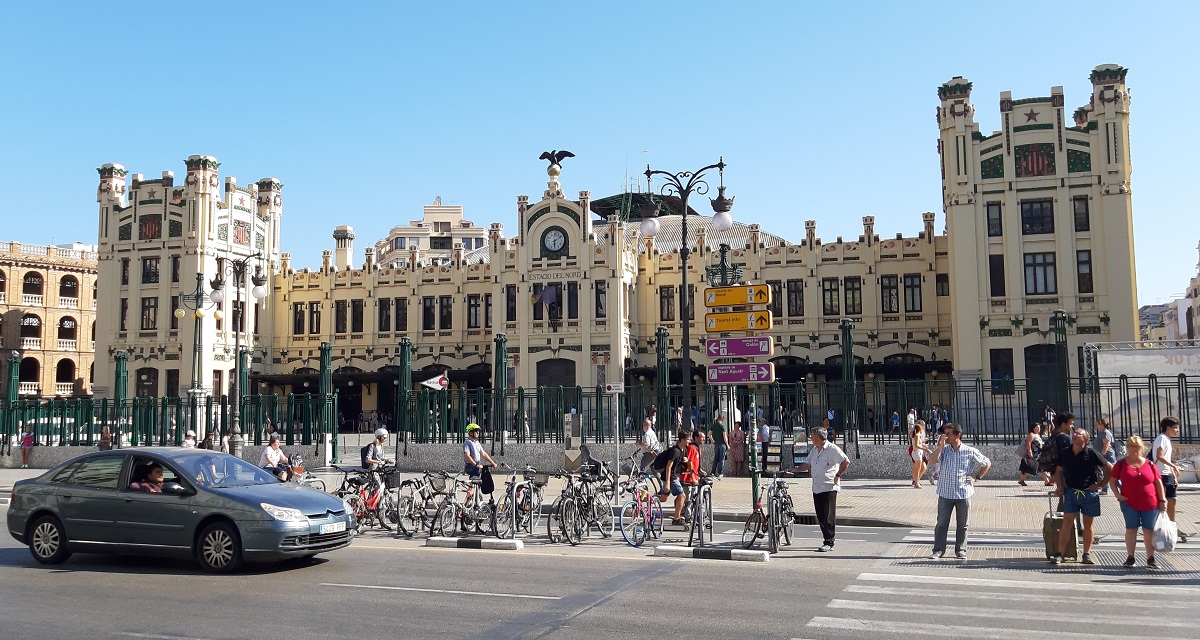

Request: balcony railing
left=18, top=382, right=39, bottom=395
left=60, top=296, right=79, bottom=309
left=22, top=294, right=44, bottom=306
left=57, top=339, right=77, bottom=351
left=55, top=383, right=74, bottom=396
left=21, top=337, right=42, bottom=349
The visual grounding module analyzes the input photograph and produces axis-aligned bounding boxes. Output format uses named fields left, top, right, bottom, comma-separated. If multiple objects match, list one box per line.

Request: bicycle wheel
left=768, top=501, right=781, bottom=554
left=780, top=495, right=795, bottom=546
left=528, top=486, right=545, bottom=533
left=342, top=493, right=366, bottom=533
left=649, top=495, right=664, bottom=539
left=495, top=493, right=514, bottom=539
left=396, top=495, right=421, bottom=537
left=301, top=477, right=327, bottom=493
left=561, top=499, right=583, bottom=546
left=590, top=493, right=614, bottom=538
left=512, top=486, right=531, bottom=533
left=619, top=501, right=646, bottom=547
left=688, top=492, right=704, bottom=547
left=741, top=511, right=765, bottom=550
left=377, top=489, right=400, bottom=532
left=432, top=503, right=457, bottom=537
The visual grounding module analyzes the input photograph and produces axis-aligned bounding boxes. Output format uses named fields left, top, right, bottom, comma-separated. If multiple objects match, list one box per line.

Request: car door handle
left=62, top=494, right=73, bottom=499
left=124, top=497, right=134, bottom=503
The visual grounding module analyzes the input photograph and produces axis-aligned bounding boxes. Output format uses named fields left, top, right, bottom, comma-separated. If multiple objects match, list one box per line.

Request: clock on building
left=541, top=226, right=568, bottom=258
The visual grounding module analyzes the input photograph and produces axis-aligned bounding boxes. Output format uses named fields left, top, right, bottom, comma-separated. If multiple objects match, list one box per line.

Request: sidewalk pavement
left=4, top=465, right=1197, bottom=541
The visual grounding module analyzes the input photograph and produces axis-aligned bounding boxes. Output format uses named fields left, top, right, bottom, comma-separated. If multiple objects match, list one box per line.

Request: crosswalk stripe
left=827, top=599, right=1190, bottom=629
left=857, top=572, right=1200, bottom=597
left=804, top=617, right=1162, bottom=640
left=843, top=584, right=1184, bottom=610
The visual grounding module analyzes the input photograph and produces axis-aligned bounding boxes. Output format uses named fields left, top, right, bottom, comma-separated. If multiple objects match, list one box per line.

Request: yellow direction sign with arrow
left=704, top=284, right=771, bottom=308
left=704, top=310, right=772, bottom=332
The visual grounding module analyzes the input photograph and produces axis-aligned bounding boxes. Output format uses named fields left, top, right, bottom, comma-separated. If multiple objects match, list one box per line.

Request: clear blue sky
left=2, top=1, right=1195, bottom=307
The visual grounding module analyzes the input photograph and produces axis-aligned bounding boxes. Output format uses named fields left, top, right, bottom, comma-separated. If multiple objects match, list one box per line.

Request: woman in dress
left=910, top=421, right=929, bottom=488
left=1017, top=423, right=1042, bottom=486
left=729, top=421, right=747, bottom=476
left=19, top=422, right=34, bottom=468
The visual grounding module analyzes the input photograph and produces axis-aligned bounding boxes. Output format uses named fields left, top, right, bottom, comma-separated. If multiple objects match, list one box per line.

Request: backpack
left=651, top=447, right=675, bottom=472
left=1037, top=437, right=1060, bottom=474
left=360, top=443, right=372, bottom=468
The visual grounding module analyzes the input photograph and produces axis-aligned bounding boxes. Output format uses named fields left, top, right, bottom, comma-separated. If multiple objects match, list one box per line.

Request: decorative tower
left=333, top=226, right=355, bottom=271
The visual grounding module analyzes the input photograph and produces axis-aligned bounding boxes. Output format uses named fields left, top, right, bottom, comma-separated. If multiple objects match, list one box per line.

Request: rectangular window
left=533, top=285, right=543, bottom=321
left=430, top=237, right=452, bottom=251
left=232, top=300, right=245, bottom=333
left=170, top=257, right=180, bottom=283
left=1023, top=252, right=1058, bottom=295
left=935, top=274, right=950, bottom=297
left=467, top=294, right=481, bottom=329
left=140, top=297, right=158, bottom=331
left=293, top=302, right=305, bottom=335
left=351, top=300, right=364, bottom=333
left=1076, top=250, right=1093, bottom=294
left=505, top=285, right=517, bottom=322
left=378, top=298, right=392, bottom=332
left=409, top=237, right=419, bottom=248
left=567, top=282, right=578, bottom=319
left=986, top=202, right=1003, bottom=237
left=394, top=237, right=406, bottom=250
left=335, top=300, right=348, bottom=334
left=169, top=298, right=180, bottom=330
left=422, top=297, right=436, bottom=330
left=989, top=255, right=1006, bottom=297
left=547, top=285, right=563, bottom=322
left=786, top=279, right=803, bottom=317
left=308, top=302, right=321, bottom=334
left=822, top=278, right=839, bottom=316
left=989, top=348, right=1015, bottom=395
left=903, top=274, right=922, bottom=312
left=659, top=286, right=676, bottom=322
left=254, top=301, right=261, bottom=335
left=121, top=259, right=130, bottom=286
left=767, top=280, right=783, bottom=317
left=166, top=369, right=179, bottom=398
left=213, top=370, right=223, bottom=397
left=1020, top=200, right=1054, bottom=235
left=595, top=281, right=607, bottom=319
left=844, top=277, right=862, bottom=315
left=880, top=275, right=899, bottom=314
left=120, top=298, right=128, bottom=331
left=439, top=295, right=453, bottom=329
left=484, top=293, right=492, bottom=328
left=395, top=297, right=407, bottom=332
left=1073, top=197, right=1090, bottom=232
left=687, top=284, right=695, bottom=321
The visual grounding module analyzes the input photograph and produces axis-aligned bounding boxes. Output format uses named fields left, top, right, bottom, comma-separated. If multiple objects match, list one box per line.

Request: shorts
left=1119, top=502, right=1158, bottom=530
left=669, top=479, right=684, bottom=496
left=1062, top=489, right=1101, bottom=517
left=1162, top=474, right=1177, bottom=500
left=464, top=464, right=481, bottom=478
left=911, top=450, right=924, bottom=463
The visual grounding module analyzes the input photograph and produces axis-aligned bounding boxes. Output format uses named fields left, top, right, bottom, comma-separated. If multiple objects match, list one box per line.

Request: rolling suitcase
left=1043, top=492, right=1078, bottom=560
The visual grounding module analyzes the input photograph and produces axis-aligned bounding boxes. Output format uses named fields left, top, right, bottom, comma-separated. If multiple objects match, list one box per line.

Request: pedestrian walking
left=709, top=413, right=728, bottom=477
left=729, top=421, right=747, bottom=476
left=910, top=421, right=929, bottom=488
left=890, top=410, right=901, bottom=437
left=1051, top=428, right=1112, bottom=565
left=635, top=418, right=663, bottom=472
left=808, top=427, right=849, bottom=552
left=1018, top=423, right=1043, bottom=486
left=1153, top=416, right=1187, bottom=543
left=926, top=423, right=992, bottom=559
left=756, top=418, right=771, bottom=461
left=1093, top=417, right=1116, bottom=494
left=19, top=422, right=34, bottom=468
left=1109, top=435, right=1167, bottom=568
left=826, top=405, right=837, bottom=440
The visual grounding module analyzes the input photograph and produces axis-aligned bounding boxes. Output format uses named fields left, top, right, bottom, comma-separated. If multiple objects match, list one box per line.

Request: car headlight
left=260, top=503, right=306, bottom=522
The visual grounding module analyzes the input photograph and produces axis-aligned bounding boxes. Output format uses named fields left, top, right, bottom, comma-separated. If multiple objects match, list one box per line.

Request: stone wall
left=2, top=441, right=332, bottom=470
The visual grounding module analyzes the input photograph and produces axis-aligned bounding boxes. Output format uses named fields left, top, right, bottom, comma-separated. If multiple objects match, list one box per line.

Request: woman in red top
left=1109, top=435, right=1167, bottom=568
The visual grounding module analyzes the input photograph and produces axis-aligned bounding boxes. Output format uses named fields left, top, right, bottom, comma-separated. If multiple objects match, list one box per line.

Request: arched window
left=89, top=362, right=95, bottom=384
left=135, top=367, right=159, bottom=398
left=56, top=359, right=75, bottom=384
left=19, top=314, right=42, bottom=337
left=92, top=281, right=97, bottom=303
left=58, top=316, right=77, bottom=342
left=59, top=275, right=79, bottom=299
left=19, top=357, right=40, bottom=382
left=22, top=272, right=44, bottom=296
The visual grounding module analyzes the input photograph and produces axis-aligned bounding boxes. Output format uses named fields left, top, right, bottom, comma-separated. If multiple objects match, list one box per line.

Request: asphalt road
left=2, top=513, right=1198, bottom=640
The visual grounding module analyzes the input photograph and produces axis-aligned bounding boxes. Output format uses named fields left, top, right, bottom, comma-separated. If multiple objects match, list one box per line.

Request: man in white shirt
left=635, top=418, right=663, bottom=472
left=807, top=427, right=849, bottom=552
left=259, top=436, right=290, bottom=481
left=1154, top=416, right=1186, bottom=543
left=756, top=418, right=771, bottom=462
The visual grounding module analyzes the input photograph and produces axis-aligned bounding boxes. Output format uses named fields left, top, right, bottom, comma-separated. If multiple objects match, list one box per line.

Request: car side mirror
left=162, top=482, right=194, bottom=496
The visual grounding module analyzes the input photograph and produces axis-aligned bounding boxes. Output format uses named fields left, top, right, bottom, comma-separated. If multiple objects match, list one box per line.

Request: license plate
left=320, top=521, right=346, bottom=534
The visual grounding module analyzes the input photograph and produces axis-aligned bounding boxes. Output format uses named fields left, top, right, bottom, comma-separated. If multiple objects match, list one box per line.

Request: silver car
left=6, top=447, right=354, bottom=573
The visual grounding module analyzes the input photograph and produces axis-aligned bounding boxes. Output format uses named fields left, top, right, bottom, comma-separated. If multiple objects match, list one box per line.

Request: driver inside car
left=129, top=464, right=165, bottom=493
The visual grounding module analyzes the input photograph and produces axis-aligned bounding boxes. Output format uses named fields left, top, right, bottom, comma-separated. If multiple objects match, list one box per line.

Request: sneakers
left=955, top=550, right=967, bottom=559
left=1081, top=553, right=1095, bottom=565
left=817, top=544, right=833, bottom=553
left=1181, top=531, right=1189, bottom=544
left=929, top=550, right=945, bottom=559
left=1123, top=555, right=1136, bottom=567
left=1051, top=554, right=1063, bottom=565
left=1147, top=556, right=1158, bottom=568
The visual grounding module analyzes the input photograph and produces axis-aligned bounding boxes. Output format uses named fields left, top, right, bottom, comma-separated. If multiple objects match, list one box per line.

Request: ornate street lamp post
left=641, top=159, right=734, bottom=430
left=207, top=254, right=267, bottom=457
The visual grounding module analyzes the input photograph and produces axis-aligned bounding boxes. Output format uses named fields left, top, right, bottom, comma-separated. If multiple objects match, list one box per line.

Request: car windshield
left=175, top=454, right=279, bottom=488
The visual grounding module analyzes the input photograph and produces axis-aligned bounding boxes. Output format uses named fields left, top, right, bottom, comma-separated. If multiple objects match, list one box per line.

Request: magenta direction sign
left=706, top=363, right=775, bottom=384
left=706, top=337, right=773, bottom=358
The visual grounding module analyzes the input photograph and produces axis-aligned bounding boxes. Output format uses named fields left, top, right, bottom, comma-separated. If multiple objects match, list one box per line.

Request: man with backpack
left=654, top=430, right=692, bottom=526
left=1050, top=427, right=1113, bottom=565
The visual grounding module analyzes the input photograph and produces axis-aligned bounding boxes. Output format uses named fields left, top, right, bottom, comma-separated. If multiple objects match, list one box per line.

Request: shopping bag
left=1153, top=512, right=1178, bottom=553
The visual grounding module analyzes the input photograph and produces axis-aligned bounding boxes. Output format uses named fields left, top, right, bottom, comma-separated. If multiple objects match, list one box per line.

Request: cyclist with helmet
left=463, top=424, right=496, bottom=477
left=365, top=428, right=393, bottom=470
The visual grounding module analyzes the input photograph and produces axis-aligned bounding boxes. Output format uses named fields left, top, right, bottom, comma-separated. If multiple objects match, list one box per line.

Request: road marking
left=352, top=543, right=654, bottom=562
left=857, top=572, right=1200, bottom=597
left=827, top=599, right=1190, bottom=629
left=120, top=634, right=212, bottom=640
left=321, top=582, right=562, bottom=600
left=843, top=584, right=1185, bottom=609
left=803, top=618, right=1162, bottom=640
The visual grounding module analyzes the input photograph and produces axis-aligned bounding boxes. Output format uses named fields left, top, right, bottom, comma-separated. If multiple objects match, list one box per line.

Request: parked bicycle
left=618, top=471, right=664, bottom=547
left=432, top=464, right=498, bottom=537
left=332, top=464, right=401, bottom=533
left=741, top=469, right=795, bottom=553
left=396, top=470, right=454, bottom=538
left=288, top=453, right=326, bottom=492
left=495, top=464, right=547, bottom=539
left=685, top=474, right=716, bottom=547
left=546, top=463, right=614, bottom=545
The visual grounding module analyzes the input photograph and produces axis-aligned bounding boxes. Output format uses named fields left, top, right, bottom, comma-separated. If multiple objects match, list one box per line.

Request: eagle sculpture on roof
left=539, top=150, right=575, bottom=168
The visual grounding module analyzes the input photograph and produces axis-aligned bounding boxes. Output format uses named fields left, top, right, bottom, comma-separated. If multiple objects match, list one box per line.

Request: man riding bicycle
left=463, top=423, right=497, bottom=501
left=364, top=428, right=394, bottom=485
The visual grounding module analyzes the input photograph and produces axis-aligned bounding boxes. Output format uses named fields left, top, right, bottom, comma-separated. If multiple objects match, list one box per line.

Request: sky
left=1, top=1, right=1196, bottom=307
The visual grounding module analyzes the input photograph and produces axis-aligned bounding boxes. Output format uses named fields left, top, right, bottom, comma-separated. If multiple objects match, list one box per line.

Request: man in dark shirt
left=1052, top=427, right=1112, bottom=565
left=659, top=430, right=691, bottom=526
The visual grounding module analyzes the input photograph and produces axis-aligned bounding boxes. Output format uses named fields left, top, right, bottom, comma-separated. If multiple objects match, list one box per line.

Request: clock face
left=543, top=229, right=566, bottom=251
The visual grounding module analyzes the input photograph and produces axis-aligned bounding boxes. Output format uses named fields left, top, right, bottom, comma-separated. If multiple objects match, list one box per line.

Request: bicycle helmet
left=374, top=427, right=389, bottom=439
left=466, top=423, right=481, bottom=433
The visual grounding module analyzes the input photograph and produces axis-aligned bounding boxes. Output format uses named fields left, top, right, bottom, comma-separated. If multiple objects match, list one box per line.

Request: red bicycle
left=334, top=465, right=401, bottom=532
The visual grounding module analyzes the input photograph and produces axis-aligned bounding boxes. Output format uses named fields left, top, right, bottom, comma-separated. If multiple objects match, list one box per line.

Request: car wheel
left=29, top=516, right=72, bottom=564
left=197, top=521, right=243, bottom=573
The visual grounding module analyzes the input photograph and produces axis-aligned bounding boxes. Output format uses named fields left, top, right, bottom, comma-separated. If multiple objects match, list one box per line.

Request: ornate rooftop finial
left=538, top=150, right=575, bottom=178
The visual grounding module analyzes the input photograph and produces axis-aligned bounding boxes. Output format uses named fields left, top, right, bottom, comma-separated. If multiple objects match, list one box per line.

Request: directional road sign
left=704, top=285, right=771, bottom=308
left=704, top=310, right=772, bottom=332
left=706, top=337, right=773, bottom=358
left=706, top=363, right=775, bottom=384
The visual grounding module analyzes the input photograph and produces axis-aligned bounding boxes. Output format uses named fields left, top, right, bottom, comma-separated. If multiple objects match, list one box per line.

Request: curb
left=655, top=545, right=769, bottom=562
left=711, top=510, right=907, bottom=528
left=425, top=536, right=523, bottom=551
